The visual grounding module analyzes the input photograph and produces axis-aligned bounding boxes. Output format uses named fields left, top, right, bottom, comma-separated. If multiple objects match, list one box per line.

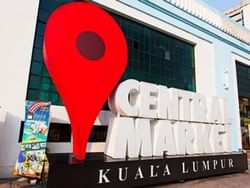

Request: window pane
left=113, top=14, right=196, bottom=91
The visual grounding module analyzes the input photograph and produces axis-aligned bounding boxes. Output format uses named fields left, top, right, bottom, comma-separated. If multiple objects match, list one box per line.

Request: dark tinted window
left=27, top=0, right=196, bottom=105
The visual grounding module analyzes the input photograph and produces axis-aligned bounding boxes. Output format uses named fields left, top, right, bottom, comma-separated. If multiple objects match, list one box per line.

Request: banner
left=14, top=101, right=51, bottom=179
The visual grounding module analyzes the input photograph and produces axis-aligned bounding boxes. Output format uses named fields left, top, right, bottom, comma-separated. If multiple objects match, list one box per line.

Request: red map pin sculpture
left=43, top=2, right=128, bottom=160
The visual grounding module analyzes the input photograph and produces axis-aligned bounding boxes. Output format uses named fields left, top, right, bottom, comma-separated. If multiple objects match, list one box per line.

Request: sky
left=204, top=0, right=241, bottom=11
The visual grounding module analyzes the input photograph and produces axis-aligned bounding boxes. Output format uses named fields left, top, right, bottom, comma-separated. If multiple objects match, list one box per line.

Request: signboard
left=22, top=101, right=51, bottom=143
left=47, top=153, right=248, bottom=188
left=13, top=101, right=51, bottom=179
left=46, top=79, right=248, bottom=187
left=41, top=2, right=247, bottom=187
left=105, top=79, right=232, bottom=158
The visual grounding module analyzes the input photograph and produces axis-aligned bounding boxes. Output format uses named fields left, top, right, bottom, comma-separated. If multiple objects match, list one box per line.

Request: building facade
left=225, top=0, right=250, bottom=30
left=225, top=0, right=250, bottom=148
left=0, top=0, right=250, bottom=178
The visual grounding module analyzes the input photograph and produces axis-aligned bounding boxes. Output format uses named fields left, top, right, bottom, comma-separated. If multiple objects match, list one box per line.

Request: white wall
left=0, top=0, right=40, bottom=178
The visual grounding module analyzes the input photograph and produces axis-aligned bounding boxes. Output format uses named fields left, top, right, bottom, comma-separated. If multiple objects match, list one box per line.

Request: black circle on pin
left=76, top=31, right=105, bottom=60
